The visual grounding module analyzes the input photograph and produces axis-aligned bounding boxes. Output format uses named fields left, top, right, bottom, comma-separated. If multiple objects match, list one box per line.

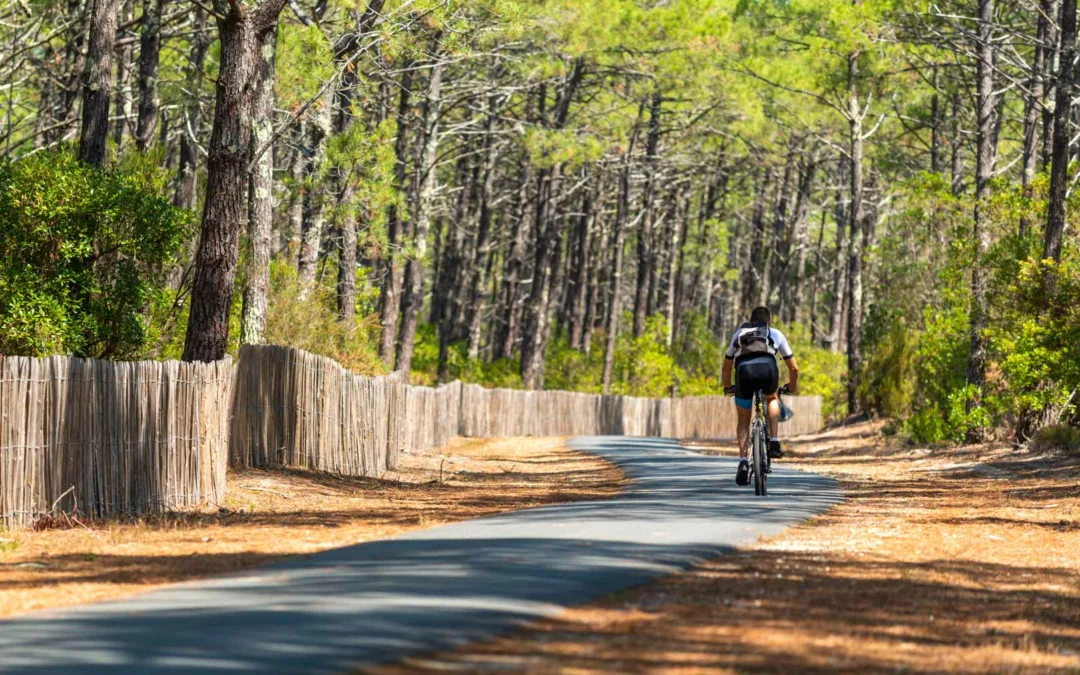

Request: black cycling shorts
left=734, top=355, right=779, bottom=404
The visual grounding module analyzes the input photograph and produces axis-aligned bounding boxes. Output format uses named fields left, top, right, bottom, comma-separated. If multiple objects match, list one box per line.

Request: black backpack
left=736, top=322, right=776, bottom=357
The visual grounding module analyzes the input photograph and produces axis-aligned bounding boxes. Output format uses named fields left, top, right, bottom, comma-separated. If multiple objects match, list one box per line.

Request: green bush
left=0, top=150, right=193, bottom=357
left=776, top=322, right=847, bottom=422
left=1031, top=424, right=1080, bottom=455
left=263, top=260, right=384, bottom=375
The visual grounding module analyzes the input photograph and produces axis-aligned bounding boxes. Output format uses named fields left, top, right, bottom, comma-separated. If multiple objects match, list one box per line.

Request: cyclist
left=721, top=306, right=799, bottom=486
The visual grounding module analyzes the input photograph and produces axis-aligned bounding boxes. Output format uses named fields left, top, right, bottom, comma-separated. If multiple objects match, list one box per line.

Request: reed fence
left=0, top=355, right=231, bottom=528
left=2, top=344, right=822, bottom=527
left=459, top=385, right=823, bottom=439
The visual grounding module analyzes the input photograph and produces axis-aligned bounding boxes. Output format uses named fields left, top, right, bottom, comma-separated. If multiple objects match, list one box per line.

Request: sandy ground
left=376, top=422, right=1080, bottom=674
left=0, top=437, right=624, bottom=619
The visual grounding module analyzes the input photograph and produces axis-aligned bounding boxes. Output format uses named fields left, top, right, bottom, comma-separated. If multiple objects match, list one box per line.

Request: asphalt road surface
left=0, top=436, right=841, bottom=674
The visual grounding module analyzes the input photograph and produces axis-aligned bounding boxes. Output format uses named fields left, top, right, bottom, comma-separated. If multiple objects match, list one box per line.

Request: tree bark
left=377, top=66, right=413, bottom=365
left=603, top=159, right=632, bottom=393
left=175, top=8, right=210, bottom=210
left=296, top=100, right=332, bottom=291
left=520, top=58, right=584, bottom=388
left=112, top=0, right=134, bottom=147
left=965, top=0, right=999, bottom=437
left=633, top=89, right=662, bottom=338
left=134, top=0, right=161, bottom=150
left=395, top=53, right=445, bottom=376
left=845, top=51, right=866, bottom=416
left=239, top=24, right=277, bottom=346
left=789, top=155, right=818, bottom=323
left=1045, top=0, right=1077, bottom=262
left=182, top=0, right=289, bottom=362
left=78, top=0, right=120, bottom=166
left=826, top=188, right=847, bottom=352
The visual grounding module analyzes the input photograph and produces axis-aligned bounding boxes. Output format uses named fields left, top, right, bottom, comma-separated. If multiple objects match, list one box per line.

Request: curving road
left=0, top=436, right=841, bottom=674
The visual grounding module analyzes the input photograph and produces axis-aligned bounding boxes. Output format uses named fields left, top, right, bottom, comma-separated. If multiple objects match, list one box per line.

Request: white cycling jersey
left=724, top=323, right=795, bottom=363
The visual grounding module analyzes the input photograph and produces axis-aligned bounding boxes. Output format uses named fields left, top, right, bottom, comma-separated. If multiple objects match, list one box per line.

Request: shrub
left=0, top=150, right=193, bottom=357
left=1031, top=424, right=1080, bottom=455
left=263, top=260, right=384, bottom=375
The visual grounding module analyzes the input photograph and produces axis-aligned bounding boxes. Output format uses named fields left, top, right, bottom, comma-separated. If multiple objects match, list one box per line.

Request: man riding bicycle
left=721, top=306, right=800, bottom=487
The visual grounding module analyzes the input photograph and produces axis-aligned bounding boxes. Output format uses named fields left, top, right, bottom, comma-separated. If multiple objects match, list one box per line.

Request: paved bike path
left=0, top=436, right=842, bottom=674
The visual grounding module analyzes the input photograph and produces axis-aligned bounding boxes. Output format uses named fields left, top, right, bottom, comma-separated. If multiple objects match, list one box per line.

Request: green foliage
left=610, top=315, right=685, bottom=397
left=263, top=260, right=385, bottom=375
left=0, top=150, right=193, bottom=358
left=1031, top=424, right=1080, bottom=455
left=776, top=323, right=848, bottom=422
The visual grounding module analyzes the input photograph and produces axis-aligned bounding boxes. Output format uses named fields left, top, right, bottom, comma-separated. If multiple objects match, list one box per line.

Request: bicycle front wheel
left=752, top=419, right=768, bottom=496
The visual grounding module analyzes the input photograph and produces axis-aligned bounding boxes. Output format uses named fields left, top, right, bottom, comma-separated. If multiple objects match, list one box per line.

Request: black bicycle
left=727, top=385, right=791, bottom=496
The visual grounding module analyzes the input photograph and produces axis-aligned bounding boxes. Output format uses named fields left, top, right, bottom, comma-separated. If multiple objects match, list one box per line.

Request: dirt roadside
left=379, top=422, right=1080, bottom=674
left=0, top=437, right=625, bottom=619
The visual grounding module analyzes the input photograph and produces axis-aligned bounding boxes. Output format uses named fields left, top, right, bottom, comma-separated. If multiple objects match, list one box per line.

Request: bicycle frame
left=749, top=389, right=770, bottom=496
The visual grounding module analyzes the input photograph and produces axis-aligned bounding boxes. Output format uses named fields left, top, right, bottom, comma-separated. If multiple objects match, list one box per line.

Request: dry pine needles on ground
left=372, top=422, right=1080, bottom=675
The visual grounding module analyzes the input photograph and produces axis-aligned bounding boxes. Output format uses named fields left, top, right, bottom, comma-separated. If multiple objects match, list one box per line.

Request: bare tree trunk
left=396, top=53, right=445, bottom=376
left=494, top=155, right=531, bottom=360
left=1021, top=2, right=1050, bottom=238
left=134, top=0, right=161, bottom=150
left=742, top=166, right=771, bottom=312
left=1042, top=0, right=1062, bottom=171
left=78, top=0, right=120, bottom=166
left=930, top=67, right=942, bottom=173
left=377, top=66, right=413, bottom=365
left=112, top=0, right=134, bottom=147
left=789, top=155, right=818, bottom=323
left=603, top=160, right=631, bottom=393
left=1045, top=0, right=1077, bottom=262
left=466, top=104, right=498, bottom=360
left=183, top=0, right=289, bottom=362
left=808, top=207, right=828, bottom=343
left=826, top=182, right=847, bottom=353
left=296, top=101, right=332, bottom=291
left=965, top=0, right=999, bottom=438
left=633, top=89, right=662, bottom=338
left=175, top=8, right=209, bottom=210
left=240, top=24, right=277, bottom=346
left=568, top=179, right=595, bottom=350
left=950, top=91, right=964, bottom=196
left=520, top=58, right=584, bottom=388
left=845, top=51, right=866, bottom=416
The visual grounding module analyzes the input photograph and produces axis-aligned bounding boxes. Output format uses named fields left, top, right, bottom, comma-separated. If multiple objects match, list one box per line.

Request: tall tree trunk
left=808, top=207, right=828, bottom=344
left=930, top=67, right=942, bottom=173
left=520, top=58, right=584, bottom=388
left=789, top=155, right=818, bottom=323
left=845, top=51, right=867, bottom=416
left=633, top=89, right=662, bottom=338
left=664, top=184, right=687, bottom=347
left=965, top=0, right=999, bottom=437
left=78, top=0, right=120, bottom=166
left=296, top=101, right=332, bottom=291
left=568, top=178, right=595, bottom=350
left=1045, top=0, right=1077, bottom=262
left=183, top=0, right=289, bottom=362
left=950, top=90, right=964, bottom=196
left=395, top=53, right=445, bottom=376
left=603, top=160, right=631, bottom=393
left=240, top=24, right=277, bottom=345
left=494, top=154, right=531, bottom=360
left=112, top=0, right=134, bottom=147
left=742, top=166, right=771, bottom=313
left=175, top=7, right=210, bottom=210
left=1021, top=1, right=1050, bottom=238
left=377, top=66, right=413, bottom=366
left=134, top=0, right=161, bottom=150
left=827, top=183, right=847, bottom=353
left=1043, top=0, right=1062, bottom=171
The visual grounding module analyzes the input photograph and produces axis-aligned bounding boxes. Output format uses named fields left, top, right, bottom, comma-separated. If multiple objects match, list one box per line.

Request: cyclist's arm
left=721, top=357, right=734, bottom=389
left=784, top=355, right=799, bottom=393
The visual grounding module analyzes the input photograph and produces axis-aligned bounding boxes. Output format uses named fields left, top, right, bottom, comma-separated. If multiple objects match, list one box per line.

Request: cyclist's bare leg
left=764, top=393, right=781, bottom=440
left=736, top=406, right=751, bottom=459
